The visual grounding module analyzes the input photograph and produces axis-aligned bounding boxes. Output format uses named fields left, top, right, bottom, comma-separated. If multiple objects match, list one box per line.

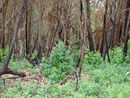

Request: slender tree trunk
left=1, top=0, right=9, bottom=48
left=25, top=0, right=29, bottom=55
left=75, top=0, right=86, bottom=91
left=123, top=0, right=130, bottom=56
left=85, top=0, right=94, bottom=52
left=101, top=0, right=110, bottom=62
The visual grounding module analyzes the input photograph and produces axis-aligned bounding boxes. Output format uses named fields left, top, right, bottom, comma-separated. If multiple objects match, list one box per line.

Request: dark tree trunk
left=25, top=0, right=32, bottom=55
left=75, top=0, right=86, bottom=91
left=85, top=0, right=95, bottom=52
left=123, top=0, right=130, bottom=56
left=101, top=0, right=110, bottom=62
left=0, top=0, right=26, bottom=77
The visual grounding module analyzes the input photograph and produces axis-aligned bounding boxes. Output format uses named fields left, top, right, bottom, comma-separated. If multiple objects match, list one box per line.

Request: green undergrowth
left=0, top=46, right=8, bottom=63
left=9, top=59, right=32, bottom=70
left=40, top=41, right=79, bottom=82
left=1, top=42, right=130, bottom=97
left=1, top=78, right=130, bottom=98
left=82, top=47, right=130, bottom=97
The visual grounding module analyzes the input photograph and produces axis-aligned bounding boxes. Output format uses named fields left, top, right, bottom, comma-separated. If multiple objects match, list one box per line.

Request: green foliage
left=2, top=80, right=22, bottom=97
left=83, top=49, right=103, bottom=70
left=2, top=79, right=130, bottom=98
left=109, top=47, right=124, bottom=64
left=0, top=46, right=8, bottom=63
left=9, top=59, right=32, bottom=70
left=82, top=47, right=130, bottom=97
left=0, top=79, right=5, bottom=94
left=91, top=63, right=129, bottom=84
left=40, top=41, right=79, bottom=82
left=1, top=46, right=130, bottom=98
left=44, top=67, right=66, bottom=82
left=106, top=83, right=130, bottom=98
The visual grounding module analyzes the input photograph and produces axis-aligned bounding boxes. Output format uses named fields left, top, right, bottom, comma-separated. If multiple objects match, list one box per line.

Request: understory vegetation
left=0, top=0, right=130, bottom=98
left=0, top=42, right=130, bottom=98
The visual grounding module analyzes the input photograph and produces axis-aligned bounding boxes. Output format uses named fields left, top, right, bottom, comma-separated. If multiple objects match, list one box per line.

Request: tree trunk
left=85, top=0, right=95, bottom=52
left=1, top=0, right=9, bottom=48
left=101, top=0, right=110, bottom=62
left=75, top=0, right=86, bottom=90
left=123, top=0, right=130, bottom=56
left=0, top=0, right=26, bottom=77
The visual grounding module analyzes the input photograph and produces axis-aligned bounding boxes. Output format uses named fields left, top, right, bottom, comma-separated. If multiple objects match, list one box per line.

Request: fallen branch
left=0, top=67, right=26, bottom=77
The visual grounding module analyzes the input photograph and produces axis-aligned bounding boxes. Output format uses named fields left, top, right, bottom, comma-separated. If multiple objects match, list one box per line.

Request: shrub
left=82, top=47, right=130, bottom=97
left=109, top=47, right=124, bottom=64
left=83, top=50, right=103, bottom=71
left=40, top=41, right=79, bottom=82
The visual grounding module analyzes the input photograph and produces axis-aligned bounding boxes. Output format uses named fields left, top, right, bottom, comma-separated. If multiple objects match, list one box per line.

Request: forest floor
left=0, top=62, right=130, bottom=98
left=0, top=67, right=91, bottom=98
left=0, top=47, right=130, bottom=97
left=0, top=68, right=90, bottom=87
left=0, top=68, right=48, bottom=86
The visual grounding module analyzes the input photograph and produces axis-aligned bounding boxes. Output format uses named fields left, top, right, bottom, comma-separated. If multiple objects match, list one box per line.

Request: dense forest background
left=0, top=0, right=130, bottom=97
